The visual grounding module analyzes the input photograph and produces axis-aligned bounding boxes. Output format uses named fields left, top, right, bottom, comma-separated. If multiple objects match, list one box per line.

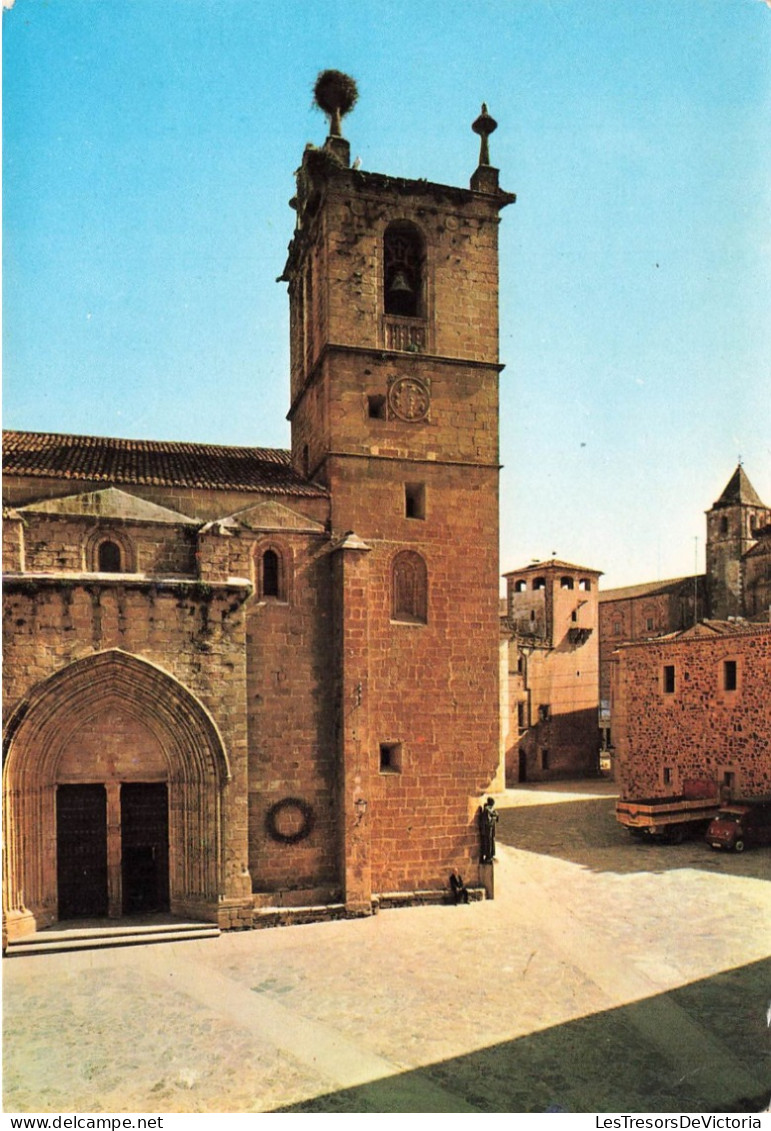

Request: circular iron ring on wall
left=265, top=797, right=315, bottom=845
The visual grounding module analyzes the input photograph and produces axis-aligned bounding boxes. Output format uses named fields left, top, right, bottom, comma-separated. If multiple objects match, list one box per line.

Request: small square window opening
left=368, top=395, right=387, bottom=420
left=379, top=742, right=402, bottom=773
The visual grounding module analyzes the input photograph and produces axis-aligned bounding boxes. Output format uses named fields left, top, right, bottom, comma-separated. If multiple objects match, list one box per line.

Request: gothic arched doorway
left=3, top=650, right=231, bottom=939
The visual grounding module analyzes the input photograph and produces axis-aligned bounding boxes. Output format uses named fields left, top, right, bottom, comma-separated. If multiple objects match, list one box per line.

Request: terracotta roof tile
left=2, top=430, right=328, bottom=497
left=503, top=558, right=602, bottom=577
left=599, top=575, right=699, bottom=602
left=619, top=620, right=770, bottom=647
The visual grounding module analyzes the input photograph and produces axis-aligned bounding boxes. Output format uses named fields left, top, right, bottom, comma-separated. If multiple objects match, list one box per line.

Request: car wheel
left=734, top=839, right=745, bottom=853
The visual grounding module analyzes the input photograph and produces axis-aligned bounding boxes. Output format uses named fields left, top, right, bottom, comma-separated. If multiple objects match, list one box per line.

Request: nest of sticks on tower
left=313, top=70, right=358, bottom=133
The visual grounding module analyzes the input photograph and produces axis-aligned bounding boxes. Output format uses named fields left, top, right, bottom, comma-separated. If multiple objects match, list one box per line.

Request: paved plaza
left=3, top=783, right=770, bottom=1114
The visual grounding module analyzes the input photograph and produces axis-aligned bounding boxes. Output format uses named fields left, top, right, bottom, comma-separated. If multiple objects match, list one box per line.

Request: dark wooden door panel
left=121, top=783, right=169, bottom=914
left=57, top=784, right=108, bottom=919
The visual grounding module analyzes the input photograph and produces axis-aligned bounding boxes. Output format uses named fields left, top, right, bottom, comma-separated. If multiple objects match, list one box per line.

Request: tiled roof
left=599, top=575, right=700, bottom=602
left=677, top=619, right=771, bottom=638
left=2, top=430, right=328, bottom=497
left=503, top=558, right=602, bottom=577
left=620, top=620, right=770, bottom=646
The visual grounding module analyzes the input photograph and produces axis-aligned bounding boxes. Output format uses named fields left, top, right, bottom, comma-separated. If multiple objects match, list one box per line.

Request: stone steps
left=251, top=903, right=348, bottom=929
left=5, top=918, right=220, bottom=957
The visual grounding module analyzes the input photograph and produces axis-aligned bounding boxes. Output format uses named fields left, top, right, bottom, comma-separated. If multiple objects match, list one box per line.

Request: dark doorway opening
left=121, top=783, right=169, bottom=915
left=57, top=784, right=108, bottom=918
left=518, top=749, right=528, bottom=783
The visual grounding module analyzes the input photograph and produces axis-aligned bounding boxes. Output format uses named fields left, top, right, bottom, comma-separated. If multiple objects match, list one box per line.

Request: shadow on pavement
left=272, top=958, right=771, bottom=1113
left=496, top=798, right=771, bottom=879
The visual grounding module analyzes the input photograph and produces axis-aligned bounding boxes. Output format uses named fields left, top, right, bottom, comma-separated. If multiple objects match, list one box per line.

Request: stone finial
left=313, top=70, right=359, bottom=138
left=472, top=102, right=498, bottom=167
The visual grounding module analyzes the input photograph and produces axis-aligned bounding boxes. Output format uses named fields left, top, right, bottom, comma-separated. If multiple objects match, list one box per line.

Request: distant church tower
left=280, top=74, right=515, bottom=903
left=706, top=464, right=771, bottom=619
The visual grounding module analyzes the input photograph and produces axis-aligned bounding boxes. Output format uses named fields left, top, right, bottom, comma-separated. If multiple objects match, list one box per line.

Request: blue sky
left=3, top=0, right=770, bottom=588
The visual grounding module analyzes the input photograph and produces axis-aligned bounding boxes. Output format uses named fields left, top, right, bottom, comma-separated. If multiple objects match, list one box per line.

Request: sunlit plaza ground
left=4, top=782, right=770, bottom=1114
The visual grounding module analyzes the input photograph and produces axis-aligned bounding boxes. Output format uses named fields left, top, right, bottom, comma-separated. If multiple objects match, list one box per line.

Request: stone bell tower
left=280, top=73, right=515, bottom=903
left=706, top=464, right=771, bottom=619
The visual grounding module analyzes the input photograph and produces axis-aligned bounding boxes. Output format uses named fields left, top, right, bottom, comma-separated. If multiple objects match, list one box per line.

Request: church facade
left=2, top=90, right=514, bottom=941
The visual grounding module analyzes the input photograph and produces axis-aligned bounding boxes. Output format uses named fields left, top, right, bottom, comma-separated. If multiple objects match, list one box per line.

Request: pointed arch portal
left=3, top=650, right=231, bottom=938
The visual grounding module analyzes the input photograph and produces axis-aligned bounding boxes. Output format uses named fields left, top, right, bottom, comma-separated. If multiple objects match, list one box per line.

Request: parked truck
left=616, top=779, right=721, bottom=842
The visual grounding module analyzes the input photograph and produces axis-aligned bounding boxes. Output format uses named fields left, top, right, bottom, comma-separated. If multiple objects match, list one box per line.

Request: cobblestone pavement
left=4, top=783, right=771, bottom=1114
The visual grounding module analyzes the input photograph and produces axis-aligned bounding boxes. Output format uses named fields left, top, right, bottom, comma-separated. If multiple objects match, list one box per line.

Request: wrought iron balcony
left=568, top=627, right=593, bottom=646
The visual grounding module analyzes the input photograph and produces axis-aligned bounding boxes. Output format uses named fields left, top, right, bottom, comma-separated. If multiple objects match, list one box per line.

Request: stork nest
left=313, top=70, right=359, bottom=119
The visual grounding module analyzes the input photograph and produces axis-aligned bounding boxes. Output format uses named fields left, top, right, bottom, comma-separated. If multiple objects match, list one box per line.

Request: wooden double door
left=56, top=782, right=169, bottom=919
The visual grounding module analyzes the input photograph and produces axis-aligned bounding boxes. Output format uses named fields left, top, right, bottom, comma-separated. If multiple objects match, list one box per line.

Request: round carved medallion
left=388, top=376, right=430, bottom=422
left=265, top=797, right=315, bottom=845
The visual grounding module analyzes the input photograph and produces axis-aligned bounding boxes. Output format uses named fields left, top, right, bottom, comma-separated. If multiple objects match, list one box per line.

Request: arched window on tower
left=384, top=222, right=424, bottom=319
left=392, top=550, right=428, bottom=624
left=98, top=540, right=122, bottom=572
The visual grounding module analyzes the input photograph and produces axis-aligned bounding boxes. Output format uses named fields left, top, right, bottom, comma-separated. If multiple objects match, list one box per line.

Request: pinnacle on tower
left=712, top=465, right=767, bottom=509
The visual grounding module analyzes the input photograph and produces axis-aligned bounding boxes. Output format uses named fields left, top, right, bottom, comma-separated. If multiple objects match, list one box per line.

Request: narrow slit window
left=723, top=660, right=737, bottom=692
left=404, top=483, right=426, bottom=520
left=262, top=549, right=281, bottom=599
left=663, top=665, right=676, bottom=694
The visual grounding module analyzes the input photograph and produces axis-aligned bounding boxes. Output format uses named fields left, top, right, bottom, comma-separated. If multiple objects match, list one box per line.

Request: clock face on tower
left=388, top=376, right=430, bottom=422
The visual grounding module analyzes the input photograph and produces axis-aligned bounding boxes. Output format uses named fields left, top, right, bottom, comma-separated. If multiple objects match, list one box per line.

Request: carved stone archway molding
left=3, top=649, right=231, bottom=940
